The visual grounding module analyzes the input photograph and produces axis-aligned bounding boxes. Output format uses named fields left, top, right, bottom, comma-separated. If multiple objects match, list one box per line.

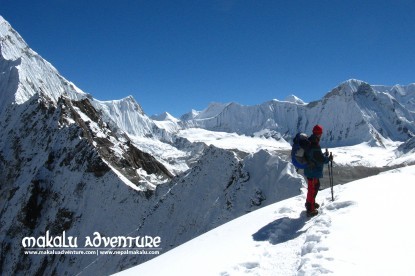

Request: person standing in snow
left=304, top=125, right=332, bottom=217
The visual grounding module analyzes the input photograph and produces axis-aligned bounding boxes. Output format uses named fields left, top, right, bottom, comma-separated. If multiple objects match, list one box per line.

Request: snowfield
left=116, top=165, right=415, bottom=276
left=177, top=128, right=413, bottom=168
left=178, top=128, right=290, bottom=153
left=330, top=140, right=408, bottom=167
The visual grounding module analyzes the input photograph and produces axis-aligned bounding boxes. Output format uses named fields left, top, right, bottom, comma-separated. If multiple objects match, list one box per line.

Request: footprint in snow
left=240, top=262, right=260, bottom=270
left=325, top=200, right=356, bottom=211
left=277, top=206, right=294, bottom=214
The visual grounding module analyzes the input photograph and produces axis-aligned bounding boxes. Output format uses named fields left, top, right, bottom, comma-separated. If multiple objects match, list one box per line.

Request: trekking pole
left=329, top=152, right=334, bottom=201
left=326, top=149, right=334, bottom=201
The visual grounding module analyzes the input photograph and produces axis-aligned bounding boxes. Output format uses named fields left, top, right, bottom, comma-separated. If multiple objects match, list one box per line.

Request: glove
left=324, top=149, right=329, bottom=157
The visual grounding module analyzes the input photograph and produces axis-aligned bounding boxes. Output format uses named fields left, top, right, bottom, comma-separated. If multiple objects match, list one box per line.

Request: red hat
left=313, top=125, right=323, bottom=135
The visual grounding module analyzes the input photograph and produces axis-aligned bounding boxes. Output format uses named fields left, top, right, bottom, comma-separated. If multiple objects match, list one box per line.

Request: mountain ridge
left=173, top=79, right=414, bottom=147
left=0, top=17, right=304, bottom=275
left=0, top=15, right=87, bottom=113
left=1, top=15, right=415, bottom=275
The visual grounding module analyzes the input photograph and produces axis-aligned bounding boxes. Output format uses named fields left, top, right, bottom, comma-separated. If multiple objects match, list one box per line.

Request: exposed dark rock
left=58, top=97, right=174, bottom=185
left=19, top=180, right=48, bottom=229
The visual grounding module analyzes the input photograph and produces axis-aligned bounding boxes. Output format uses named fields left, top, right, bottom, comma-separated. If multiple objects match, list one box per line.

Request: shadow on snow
left=252, top=212, right=308, bottom=245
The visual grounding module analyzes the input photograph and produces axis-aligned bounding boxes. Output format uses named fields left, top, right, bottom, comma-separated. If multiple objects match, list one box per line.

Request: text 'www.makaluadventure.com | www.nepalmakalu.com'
left=22, top=231, right=162, bottom=256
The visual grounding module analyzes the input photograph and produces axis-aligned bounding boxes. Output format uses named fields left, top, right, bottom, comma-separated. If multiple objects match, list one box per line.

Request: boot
left=305, top=202, right=320, bottom=210
left=307, top=209, right=318, bottom=217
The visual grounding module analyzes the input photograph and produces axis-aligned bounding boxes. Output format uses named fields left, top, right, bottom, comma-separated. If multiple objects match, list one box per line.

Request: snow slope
left=117, top=165, right=415, bottom=276
left=372, top=83, right=415, bottom=112
left=0, top=16, right=87, bottom=113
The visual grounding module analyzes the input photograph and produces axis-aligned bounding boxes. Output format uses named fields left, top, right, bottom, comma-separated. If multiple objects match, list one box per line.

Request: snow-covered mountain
left=1, top=14, right=415, bottom=276
left=284, top=94, right=306, bottom=105
left=0, top=15, right=180, bottom=171
left=176, top=79, right=415, bottom=147
left=151, top=111, right=182, bottom=133
left=0, top=16, right=304, bottom=275
left=372, top=83, right=415, bottom=112
left=0, top=16, right=87, bottom=114
left=93, top=96, right=158, bottom=138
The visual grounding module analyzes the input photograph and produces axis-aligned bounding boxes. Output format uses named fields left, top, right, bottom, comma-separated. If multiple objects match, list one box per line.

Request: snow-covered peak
left=179, top=79, right=414, bottom=147
left=372, top=83, right=415, bottom=112
left=151, top=112, right=182, bottom=133
left=284, top=94, right=305, bottom=104
left=0, top=17, right=171, bottom=142
left=0, top=16, right=87, bottom=114
left=93, top=95, right=158, bottom=137
left=343, top=78, right=366, bottom=89
left=195, top=102, right=230, bottom=119
left=180, top=109, right=200, bottom=121
left=369, top=83, right=415, bottom=97
left=323, top=79, right=366, bottom=99
left=0, top=16, right=30, bottom=60
left=98, top=95, right=145, bottom=115
left=152, top=112, right=179, bottom=122
left=393, top=83, right=415, bottom=96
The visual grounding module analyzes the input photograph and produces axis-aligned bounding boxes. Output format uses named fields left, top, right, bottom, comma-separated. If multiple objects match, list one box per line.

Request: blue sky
left=2, top=0, right=415, bottom=116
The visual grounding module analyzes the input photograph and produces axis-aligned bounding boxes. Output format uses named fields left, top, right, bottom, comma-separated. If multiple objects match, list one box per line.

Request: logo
left=22, top=231, right=162, bottom=256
